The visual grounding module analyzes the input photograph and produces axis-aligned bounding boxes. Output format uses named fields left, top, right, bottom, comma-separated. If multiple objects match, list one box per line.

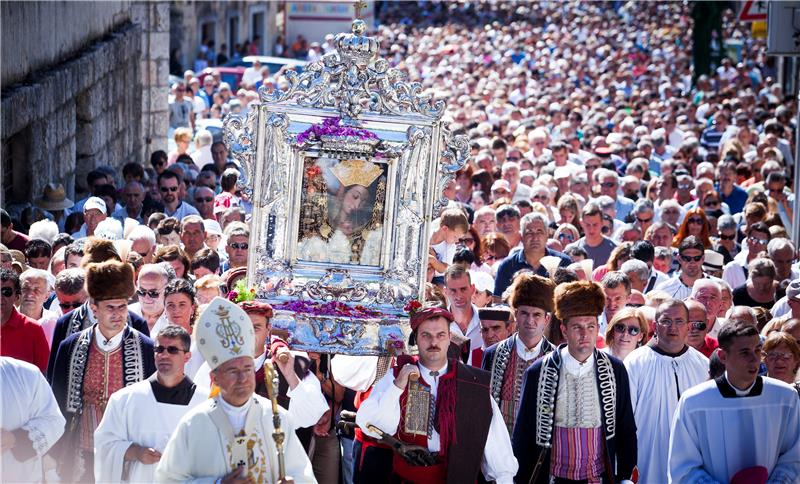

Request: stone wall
left=133, top=1, right=170, bottom=162
left=1, top=22, right=142, bottom=205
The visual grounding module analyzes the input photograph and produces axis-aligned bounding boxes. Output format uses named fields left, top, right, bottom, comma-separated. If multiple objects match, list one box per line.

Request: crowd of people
left=2, top=1, right=800, bottom=483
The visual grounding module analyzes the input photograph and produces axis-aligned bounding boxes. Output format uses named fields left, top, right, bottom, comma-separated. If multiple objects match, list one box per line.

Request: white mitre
left=195, top=297, right=255, bottom=370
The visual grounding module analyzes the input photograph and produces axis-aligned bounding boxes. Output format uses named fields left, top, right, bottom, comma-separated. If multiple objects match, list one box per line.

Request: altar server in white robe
left=94, top=325, right=209, bottom=483
left=1, top=356, right=65, bottom=483
left=624, top=299, right=708, bottom=484
left=155, top=297, right=315, bottom=483
left=669, top=321, right=800, bottom=483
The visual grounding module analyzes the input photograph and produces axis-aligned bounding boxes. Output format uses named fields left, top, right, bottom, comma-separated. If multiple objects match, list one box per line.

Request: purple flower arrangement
left=296, top=117, right=378, bottom=144
left=274, top=300, right=383, bottom=319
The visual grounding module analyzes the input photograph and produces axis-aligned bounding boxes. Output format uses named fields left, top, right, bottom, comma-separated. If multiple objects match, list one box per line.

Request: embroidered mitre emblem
left=215, top=306, right=245, bottom=354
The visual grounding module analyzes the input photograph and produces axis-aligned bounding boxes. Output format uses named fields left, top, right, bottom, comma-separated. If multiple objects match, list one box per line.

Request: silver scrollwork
left=222, top=108, right=258, bottom=198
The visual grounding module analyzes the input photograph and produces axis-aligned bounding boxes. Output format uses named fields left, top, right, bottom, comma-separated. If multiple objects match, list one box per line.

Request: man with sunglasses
left=37, top=268, right=89, bottom=347
left=684, top=299, right=718, bottom=357
left=0, top=269, right=50, bottom=373
left=192, top=186, right=216, bottom=220
left=722, top=222, right=771, bottom=291
left=128, top=264, right=172, bottom=335
left=95, top=325, right=209, bottom=483
left=49, top=260, right=156, bottom=483
left=624, top=299, right=708, bottom=484
left=157, top=171, right=199, bottom=222
left=655, top=236, right=707, bottom=300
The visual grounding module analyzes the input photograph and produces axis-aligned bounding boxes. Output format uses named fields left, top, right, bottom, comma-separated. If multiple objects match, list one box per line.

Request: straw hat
left=35, top=183, right=74, bottom=211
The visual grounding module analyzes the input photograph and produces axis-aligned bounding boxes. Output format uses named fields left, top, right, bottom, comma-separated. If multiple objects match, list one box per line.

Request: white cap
left=94, top=218, right=123, bottom=240
left=470, top=270, right=495, bottom=294
left=203, top=219, right=223, bottom=236
left=195, top=297, right=255, bottom=371
left=84, top=196, right=107, bottom=215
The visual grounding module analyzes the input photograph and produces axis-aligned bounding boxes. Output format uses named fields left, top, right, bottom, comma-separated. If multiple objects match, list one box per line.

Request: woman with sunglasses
left=457, top=226, right=492, bottom=274
left=481, top=232, right=511, bottom=272
left=602, top=307, right=649, bottom=361
left=761, top=331, right=800, bottom=396
left=672, top=207, right=712, bottom=249
left=699, top=190, right=729, bottom=217
left=554, top=224, right=580, bottom=249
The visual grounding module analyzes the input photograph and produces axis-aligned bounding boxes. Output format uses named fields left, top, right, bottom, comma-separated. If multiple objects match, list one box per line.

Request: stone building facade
left=1, top=1, right=169, bottom=208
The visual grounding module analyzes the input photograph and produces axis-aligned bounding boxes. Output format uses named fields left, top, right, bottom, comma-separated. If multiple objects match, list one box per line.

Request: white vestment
left=297, top=228, right=382, bottom=266
left=356, top=362, right=519, bottom=483
left=669, top=376, right=800, bottom=483
left=192, top=351, right=328, bottom=428
left=94, top=379, right=210, bottom=483
left=624, top=345, right=708, bottom=484
left=0, top=357, right=65, bottom=483
left=155, top=395, right=315, bottom=483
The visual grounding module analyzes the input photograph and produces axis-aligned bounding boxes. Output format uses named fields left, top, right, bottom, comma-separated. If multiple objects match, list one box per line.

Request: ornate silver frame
left=223, top=19, right=468, bottom=355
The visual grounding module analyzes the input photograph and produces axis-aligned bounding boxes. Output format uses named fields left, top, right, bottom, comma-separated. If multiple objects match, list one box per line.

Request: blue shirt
left=718, top=184, right=748, bottom=215
left=493, top=248, right=572, bottom=297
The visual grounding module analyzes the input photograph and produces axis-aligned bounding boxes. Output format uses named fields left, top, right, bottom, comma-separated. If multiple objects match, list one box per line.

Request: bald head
left=725, top=305, right=757, bottom=326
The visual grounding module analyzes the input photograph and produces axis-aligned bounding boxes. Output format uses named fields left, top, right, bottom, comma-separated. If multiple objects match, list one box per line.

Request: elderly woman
left=602, top=307, right=649, bottom=361
left=732, top=257, right=777, bottom=309
left=762, top=331, right=800, bottom=395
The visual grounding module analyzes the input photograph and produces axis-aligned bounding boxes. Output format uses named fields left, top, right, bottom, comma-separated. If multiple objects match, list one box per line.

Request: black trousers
left=352, top=438, right=394, bottom=484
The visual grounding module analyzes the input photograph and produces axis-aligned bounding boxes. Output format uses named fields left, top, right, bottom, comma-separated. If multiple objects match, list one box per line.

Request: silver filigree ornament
left=259, top=19, right=445, bottom=122
left=222, top=108, right=259, bottom=198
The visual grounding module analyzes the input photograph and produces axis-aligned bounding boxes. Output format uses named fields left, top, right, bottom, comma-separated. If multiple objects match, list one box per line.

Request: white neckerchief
left=218, top=396, right=253, bottom=433
left=417, top=361, right=448, bottom=396
left=515, top=335, right=544, bottom=361
left=94, top=327, right=124, bottom=352
left=561, top=347, right=595, bottom=377
left=724, top=371, right=757, bottom=396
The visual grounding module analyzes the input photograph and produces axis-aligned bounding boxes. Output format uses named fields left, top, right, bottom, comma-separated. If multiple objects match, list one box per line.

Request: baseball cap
left=470, top=270, right=495, bottom=294
left=203, top=219, right=223, bottom=236
left=491, top=180, right=511, bottom=193
left=84, top=197, right=107, bottom=215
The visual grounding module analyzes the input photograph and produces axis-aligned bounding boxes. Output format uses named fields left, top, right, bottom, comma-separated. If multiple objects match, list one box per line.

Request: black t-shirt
left=731, top=285, right=774, bottom=310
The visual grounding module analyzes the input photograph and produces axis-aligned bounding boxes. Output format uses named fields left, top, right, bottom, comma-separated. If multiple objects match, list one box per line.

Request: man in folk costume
left=155, top=297, right=315, bottom=483
left=482, top=273, right=556, bottom=434
left=623, top=299, right=708, bottom=483
left=668, top=321, right=800, bottom=483
left=193, top=300, right=329, bottom=449
left=94, top=325, right=210, bottom=483
left=1, top=356, right=65, bottom=483
left=513, top=281, right=637, bottom=484
left=49, top=260, right=156, bottom=482
left=356, top=305, right=518, bottom=483
left=47, top=238, right=149, bottom=382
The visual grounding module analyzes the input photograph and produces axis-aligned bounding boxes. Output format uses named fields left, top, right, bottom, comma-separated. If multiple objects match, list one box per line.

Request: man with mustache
left=49, top=260, right=156, bottom=482
left=513, top=281, right=637, bottom=484
left=356, top=305, right=518, bottom=483
left=482, top=273, right=555, bottom=434
left=669, top=321, right=800, bottom=483
left=623, top=299, right=708, bottom=483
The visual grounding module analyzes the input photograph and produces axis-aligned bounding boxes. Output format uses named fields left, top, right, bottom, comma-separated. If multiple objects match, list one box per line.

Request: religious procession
left=2, top=1, right=800, bottom=483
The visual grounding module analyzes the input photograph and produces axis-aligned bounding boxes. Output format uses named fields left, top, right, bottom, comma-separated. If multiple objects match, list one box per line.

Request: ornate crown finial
left=334, top=19, right=379, bottom=67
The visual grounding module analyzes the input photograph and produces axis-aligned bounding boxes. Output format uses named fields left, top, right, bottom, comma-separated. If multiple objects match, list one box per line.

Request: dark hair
left=156, top=324, right=192, bottom=351
left=164, top=277, right=196, bottom=301
left=191, top=247, right=220, bottom=274
left=553, top=267, right=579, bottom=285
left=64, top=240, right=85, bottom=261
left=24, top=239, right=52, bottom=260
left=220, top=168, right=239, bottom=191
left=601, top=271, right=631, bottom=293
left=0, top=209, right=10, bottom=228
left=95, top=184, right=118, bottom=208
left=708, top=348, right=726, bottom=379
left=444, top=264, right=471, bottom=284
left=123, top=162, right=145, bottom=180
left=154, top=245, right=191, bottom=278
left=563, top=245, right=588, bottom=260
left=452, top=247, right=476, bottom=266
left=717, top=320, right=759, bottom=351
left=0, top=268, right=20, bottom=294
left=86, top=169, right=108, bottom=188
left=678, top=235, right=704, bottom=254
left=631, top=240, right=655, bottom=264
left=747, top=221, right=770, bottom=237
left=150, top=150, right=168, bottom=167
left=156, top=217, right=181, bottom=236
left=157, top=170, right=182, bottom=187
left=52, top=233, right=74, bottom=252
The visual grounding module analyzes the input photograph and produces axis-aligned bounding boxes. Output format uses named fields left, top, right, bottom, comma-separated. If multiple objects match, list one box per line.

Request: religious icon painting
left=297, top=156, right=388, bottom=266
